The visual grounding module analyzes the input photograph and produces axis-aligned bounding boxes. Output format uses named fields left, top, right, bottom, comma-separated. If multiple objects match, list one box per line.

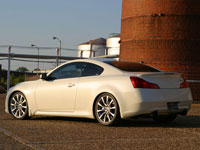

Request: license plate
left=167, top=102, right=179, bottom=110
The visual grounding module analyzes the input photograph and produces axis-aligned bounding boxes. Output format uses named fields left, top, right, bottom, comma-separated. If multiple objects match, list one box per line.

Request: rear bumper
left=137, top=100, right=191, bottom=116
left=119, top=88, right=193, bottom=118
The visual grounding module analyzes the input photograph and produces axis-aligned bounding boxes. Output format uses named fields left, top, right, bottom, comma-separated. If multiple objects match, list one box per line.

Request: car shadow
left=117, top=115, right=200, bottom=128
left=31, top=116, right=97, bottom=123
left=30, top=115, right=200, bottom=128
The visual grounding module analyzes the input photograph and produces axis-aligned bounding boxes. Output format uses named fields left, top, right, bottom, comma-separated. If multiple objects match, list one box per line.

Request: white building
left=106, top=33, right=120, bottom=55
left=78, top=34, right=120, bottom=58
left=78, top=38, right=106, bottom=58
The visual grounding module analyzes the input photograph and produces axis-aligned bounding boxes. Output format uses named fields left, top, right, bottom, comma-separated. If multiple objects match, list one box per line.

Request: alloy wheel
left=95, top=93, right=119, bottom=125
left=9, top=92, right=28, bottom=119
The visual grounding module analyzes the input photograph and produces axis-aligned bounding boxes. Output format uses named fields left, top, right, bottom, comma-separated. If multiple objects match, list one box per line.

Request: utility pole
left=31, top=44, right=40, bottom=75
left=7, top=46, right=11, bottom=92
left=53, top=37, right=62, bottom=65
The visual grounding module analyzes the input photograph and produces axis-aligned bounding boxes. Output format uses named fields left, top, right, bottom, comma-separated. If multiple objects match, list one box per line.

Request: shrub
left=0, top=74, right=25, bottom=93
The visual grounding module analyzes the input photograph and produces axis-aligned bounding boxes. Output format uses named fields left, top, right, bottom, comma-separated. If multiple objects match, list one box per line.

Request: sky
left=0, top=0, right=122, bottom=70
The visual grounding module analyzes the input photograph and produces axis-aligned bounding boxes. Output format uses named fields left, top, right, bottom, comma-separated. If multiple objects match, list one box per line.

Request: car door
left=75, top=63, right=104, bottom=111
left=35, top=62, right=87, bottom=112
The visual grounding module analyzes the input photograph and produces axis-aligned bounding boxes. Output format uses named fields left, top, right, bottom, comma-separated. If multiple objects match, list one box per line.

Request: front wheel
left=94, top=93, right=120, bottom=126
left=9, top=92, right=29, bottom=120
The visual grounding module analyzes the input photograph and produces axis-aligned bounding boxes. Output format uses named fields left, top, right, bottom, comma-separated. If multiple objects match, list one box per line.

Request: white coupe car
left=5, top=59, right=193, bottom=125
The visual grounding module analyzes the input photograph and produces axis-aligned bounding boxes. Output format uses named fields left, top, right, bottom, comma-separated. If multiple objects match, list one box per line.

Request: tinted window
left=82, top=63, right=104, bottom=77
left=49, top=62, right=87, bottom=79
left=109, top=61, right=160, bottom=72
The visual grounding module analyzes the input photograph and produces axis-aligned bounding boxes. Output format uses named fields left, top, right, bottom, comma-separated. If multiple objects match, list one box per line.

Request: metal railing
left=0, top=46, right=119, bottom=92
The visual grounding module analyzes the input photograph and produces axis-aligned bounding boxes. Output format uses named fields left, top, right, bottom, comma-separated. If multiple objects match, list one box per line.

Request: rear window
left=108, top=61, right=160, bottom=72
left=82, top=63, right=104, bottom=77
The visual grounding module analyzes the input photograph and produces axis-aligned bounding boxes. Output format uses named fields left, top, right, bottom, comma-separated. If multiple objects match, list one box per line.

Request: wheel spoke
left=11, top=103, right=16, bottom=106
left=97, top=109, right=104, bottom=113
left=15, top=109, right=19, bottom=117
left=107, top=114, right=111, bottom=122
left=12, top=98, right=17, bottom=104
left=20, top=96, right=24, bottom=103
left=103, top=113, right=107, bottom=122
left=108, top=99, right=113, bottom=106
left=20, top=109, right=25, bottom=115
left=98, top=102, right=104, bottom=108
left=99, top=112, right=106, bottom=119
left=101, top=97, right=106, bottom=106
left=19, top=109, right=22, bottom=118
left=16, top=94, right=19, bottom=102
left=109, top=112, right=114, bottom=117
left=110, top=106, right=116, bottom=110
left=11, top=107, right=16, bottom=112
left=22, top=99, right=26, bottom=104
left=106, top=96, right=109, bottom=105
left=22, top=106, right=27, bottom=109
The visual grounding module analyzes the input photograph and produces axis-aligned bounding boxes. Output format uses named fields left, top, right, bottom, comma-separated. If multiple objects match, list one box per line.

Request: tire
left=94, top=93, right=120, bottom=126
left=9, top=92, right=29, bottom=120
left=153, top=113, right=177, bottom=123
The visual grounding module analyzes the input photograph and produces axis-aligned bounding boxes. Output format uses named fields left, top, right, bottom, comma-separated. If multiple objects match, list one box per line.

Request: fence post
left=7, top=46, right=11, bottom=92
left=90, top=41, right=93, bottom=58
left=56, top=48, right=59, bottom=67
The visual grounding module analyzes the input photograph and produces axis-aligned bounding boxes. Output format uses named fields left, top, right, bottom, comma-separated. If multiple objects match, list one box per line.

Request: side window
left=82, top=63, right=104, bottom=77
left=49, top=62, right=87, bottom=80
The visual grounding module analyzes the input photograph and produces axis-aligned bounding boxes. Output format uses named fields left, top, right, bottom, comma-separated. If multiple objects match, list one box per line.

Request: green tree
left=0, top=77, right=6, bottom=84
left=34, top=68, right=40, bottom=71
left=13, top=75, right=25, bottom=85
left=10, top=74, right=25, bottom=86
left=10, top=74, right=15, bottom=86
left=16, top=67, right=29, bottom=72
left=0, top=74, right=25, bottom=93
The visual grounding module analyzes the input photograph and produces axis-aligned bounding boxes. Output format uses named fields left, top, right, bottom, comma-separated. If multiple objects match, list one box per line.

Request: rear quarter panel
left=75, top=75, right=133, bottom=118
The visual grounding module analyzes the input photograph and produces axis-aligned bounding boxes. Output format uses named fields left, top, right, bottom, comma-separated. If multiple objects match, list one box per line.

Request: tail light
left=180, top=79, right=188, bottom=88
left=130, top=77, right=160, bottom=89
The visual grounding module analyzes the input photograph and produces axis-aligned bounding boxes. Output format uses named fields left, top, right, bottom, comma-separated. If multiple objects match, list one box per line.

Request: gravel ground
left=0, top=94, right=200, bottom=150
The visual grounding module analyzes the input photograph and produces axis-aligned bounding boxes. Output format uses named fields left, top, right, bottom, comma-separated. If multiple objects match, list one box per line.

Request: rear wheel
left=153, top=113, right=177, bottom=123
left=9, top=92, right=29, bottom=120
left=95, top=93, right=120, bottom=126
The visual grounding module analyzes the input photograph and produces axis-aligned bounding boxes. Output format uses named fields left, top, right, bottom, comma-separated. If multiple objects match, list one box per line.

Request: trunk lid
left=124, top=72, right=184, bottom=89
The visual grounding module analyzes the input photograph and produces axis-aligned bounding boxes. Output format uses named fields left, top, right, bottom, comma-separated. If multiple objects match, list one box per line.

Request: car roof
left=48, top=59, right=123, bottom=76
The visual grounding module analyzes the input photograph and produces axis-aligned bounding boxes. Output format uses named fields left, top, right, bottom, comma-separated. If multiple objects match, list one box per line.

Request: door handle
left=68, top=83, right=75, bottom=88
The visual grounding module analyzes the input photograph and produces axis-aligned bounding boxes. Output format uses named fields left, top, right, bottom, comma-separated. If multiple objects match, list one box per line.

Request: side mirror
left=40, top=73, right=48, bottom=80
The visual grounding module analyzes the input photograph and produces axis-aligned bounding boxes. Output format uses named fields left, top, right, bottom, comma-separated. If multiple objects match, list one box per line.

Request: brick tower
left=120, top=0, right=200, bottom=101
